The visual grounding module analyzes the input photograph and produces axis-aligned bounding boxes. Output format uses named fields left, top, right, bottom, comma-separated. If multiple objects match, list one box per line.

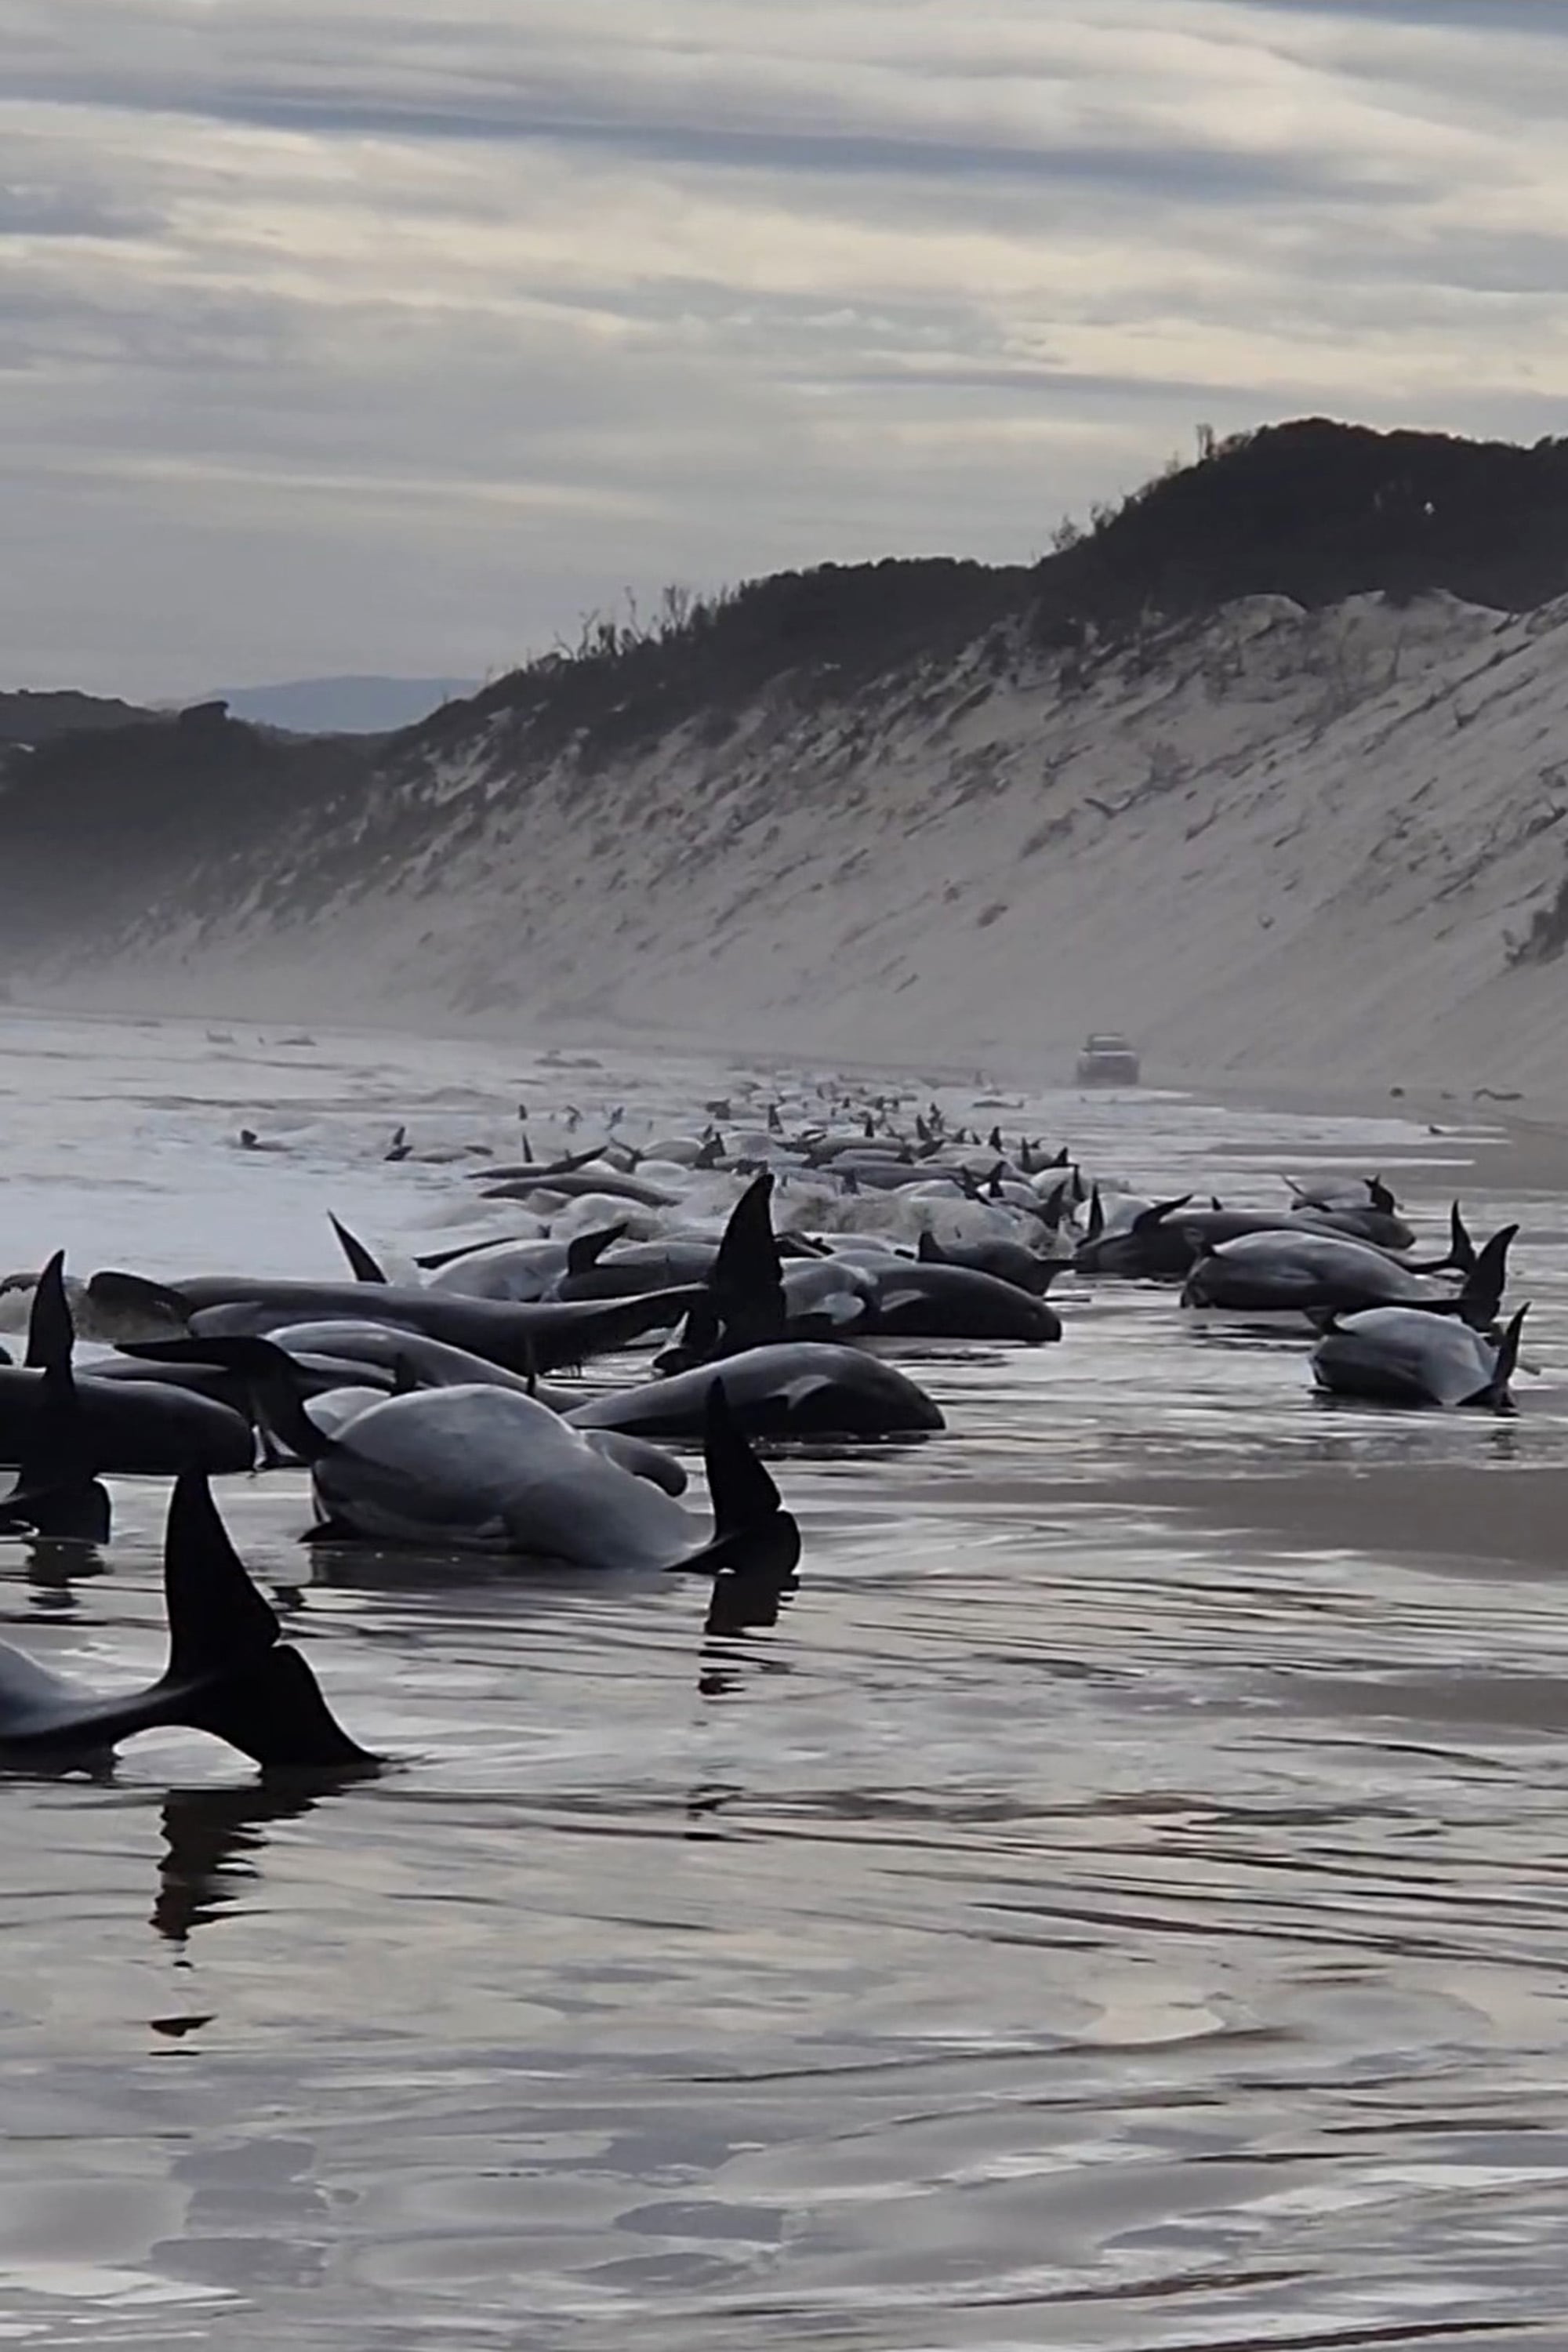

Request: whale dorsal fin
left=329, top=1216, right=387, bottom=1284
left=0, top=1252, right=111, bottom=1541
left=25, top=1250, right=74, bottom=1375
left=1133, top=1195, right=1192, bottom=1234
left=567, top=1222, right=629, bottom=1276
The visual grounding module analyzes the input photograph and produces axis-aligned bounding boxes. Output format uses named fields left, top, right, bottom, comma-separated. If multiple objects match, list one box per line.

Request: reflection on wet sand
left=5, top=1014, right=1568, bottom=2345
left=19, top=1534, right=108, bottom=1609
left=152, top=1773, right=369, bottom=1946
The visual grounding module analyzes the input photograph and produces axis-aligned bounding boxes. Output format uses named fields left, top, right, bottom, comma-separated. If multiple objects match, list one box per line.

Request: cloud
left=3, top=0, right=1567, bottom=695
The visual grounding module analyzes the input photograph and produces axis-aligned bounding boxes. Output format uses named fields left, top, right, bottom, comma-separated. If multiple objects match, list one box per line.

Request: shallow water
left=5, top=1006, right=1568, bottom=2348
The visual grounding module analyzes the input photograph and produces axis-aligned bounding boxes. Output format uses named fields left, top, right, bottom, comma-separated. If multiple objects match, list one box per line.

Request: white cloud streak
left=4, top=0, right=1568, bottom=694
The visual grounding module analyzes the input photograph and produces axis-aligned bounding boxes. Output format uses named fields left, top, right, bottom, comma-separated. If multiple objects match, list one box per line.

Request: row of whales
left=1, top=1081, right=1535, bottom=1773
left=0, top=1231, right=810, bottom=1763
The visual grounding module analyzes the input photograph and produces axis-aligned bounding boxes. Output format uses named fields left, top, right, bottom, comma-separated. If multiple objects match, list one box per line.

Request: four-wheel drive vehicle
left=1076, top=1033, right=1141, bottom=1085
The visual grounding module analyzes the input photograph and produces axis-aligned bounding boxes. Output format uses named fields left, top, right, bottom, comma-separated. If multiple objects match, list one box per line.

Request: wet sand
left=1023, top=1461, right=1565, bottom=1573
left=6, top=1011, right=1568, bottom=2349
left=1195, top=1070, right=1568, bottom=1196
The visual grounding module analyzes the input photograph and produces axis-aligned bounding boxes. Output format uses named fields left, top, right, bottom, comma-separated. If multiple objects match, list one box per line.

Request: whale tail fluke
left=1446, top=1202, right=1479, bottom=1276
left=159, top=1472, right=375, bottom=1769
left=672, top=1383, right=800, bottom=1632
left=1459, top=1224, right=1519, bottom=1330
left=1407, top=1201, right=1478, bottom=1278
left=1479, top=1304, right=1530, bottom=1410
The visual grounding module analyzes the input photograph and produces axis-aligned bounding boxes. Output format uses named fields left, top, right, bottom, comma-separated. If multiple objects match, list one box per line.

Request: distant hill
left=211, top=676, right=481, bottom=735
left=12, top=419, right=1568, bottom=1091
left=0, top=688, right=154, bottom=746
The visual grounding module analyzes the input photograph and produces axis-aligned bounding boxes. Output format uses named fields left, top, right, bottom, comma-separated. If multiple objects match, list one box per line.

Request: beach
left=2, top=1006, right=1567, bottom=2345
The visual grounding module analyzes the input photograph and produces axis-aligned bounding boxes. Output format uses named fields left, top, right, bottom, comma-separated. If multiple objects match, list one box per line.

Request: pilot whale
left=1182, top=1225, right=1516, bottom=1326
left=1312, top=1305, right=1528, bottom=1411
left=658, top=1172, right=1062, bottom=1366
left=89, top=1269, right=702, bottom=1377
left=0, top=1258, right=252, bottom=1532
left=241, top=1359, right=799, bottom=1624
left=566, top=1344, right=944, bottom=1441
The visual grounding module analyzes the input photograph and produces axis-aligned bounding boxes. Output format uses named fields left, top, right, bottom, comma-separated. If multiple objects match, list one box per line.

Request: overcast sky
left=6, top=0, right=1568, bottom=697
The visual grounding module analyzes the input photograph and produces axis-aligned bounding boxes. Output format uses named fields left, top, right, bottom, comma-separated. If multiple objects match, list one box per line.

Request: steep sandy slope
left=49, top=589, right=1568, bottom=1091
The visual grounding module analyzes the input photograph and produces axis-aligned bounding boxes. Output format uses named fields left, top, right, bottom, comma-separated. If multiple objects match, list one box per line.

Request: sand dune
left=29, top=587, right=1568, bottom=1096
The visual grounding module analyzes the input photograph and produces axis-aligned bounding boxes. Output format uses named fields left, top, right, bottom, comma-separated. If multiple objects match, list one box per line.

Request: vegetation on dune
left=6, top=416, right=1568, bottom=956
left=415, top=419, right=1568, bottom=757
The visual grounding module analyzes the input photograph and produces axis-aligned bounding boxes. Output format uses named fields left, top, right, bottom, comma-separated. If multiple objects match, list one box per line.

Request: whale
left=566, top=1343, right=945, bottom=1441
left=555, top=1240, right=729, bottom=1302
left=0, top=1259, right=252, bottom=1526
left=859, top=1260, right=1063, bottom=1341
left=234, top=1321, right=545, bottom=1396
left=0, top=1370, right=256, bottom=1479
left=423, top=1232, right=623, bottom=1301
left=478, top=1170, right=680, bottom=1210
left=87, top=1269, right=704, bottom=1377
left=779, top=1258, right=880, bottom=1334
left=1080, top=1199, right=1468, bottom=1282
left=1290, top=1202, right=1417, bottom=1253
left=272, top=1375, right=800, bottom=1627
left=122, top=1327, right=689, bottom=1493
left=657, top=1172, right=1062, bottom=1363
left=1287, top=1174, right=1400, bottom=1216
left=914, top=1229, right=1065, bottom=1298
left=1182, top=1225, right=1515, bottom=1325
left=0, top=1473, right=373, bottom=1769
left=1312, top=1305, right=1527, bottom=1411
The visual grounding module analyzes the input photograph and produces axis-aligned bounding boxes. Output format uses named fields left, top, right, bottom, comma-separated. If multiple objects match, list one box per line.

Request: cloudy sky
left=6, top=0, right=1568, bottom=697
